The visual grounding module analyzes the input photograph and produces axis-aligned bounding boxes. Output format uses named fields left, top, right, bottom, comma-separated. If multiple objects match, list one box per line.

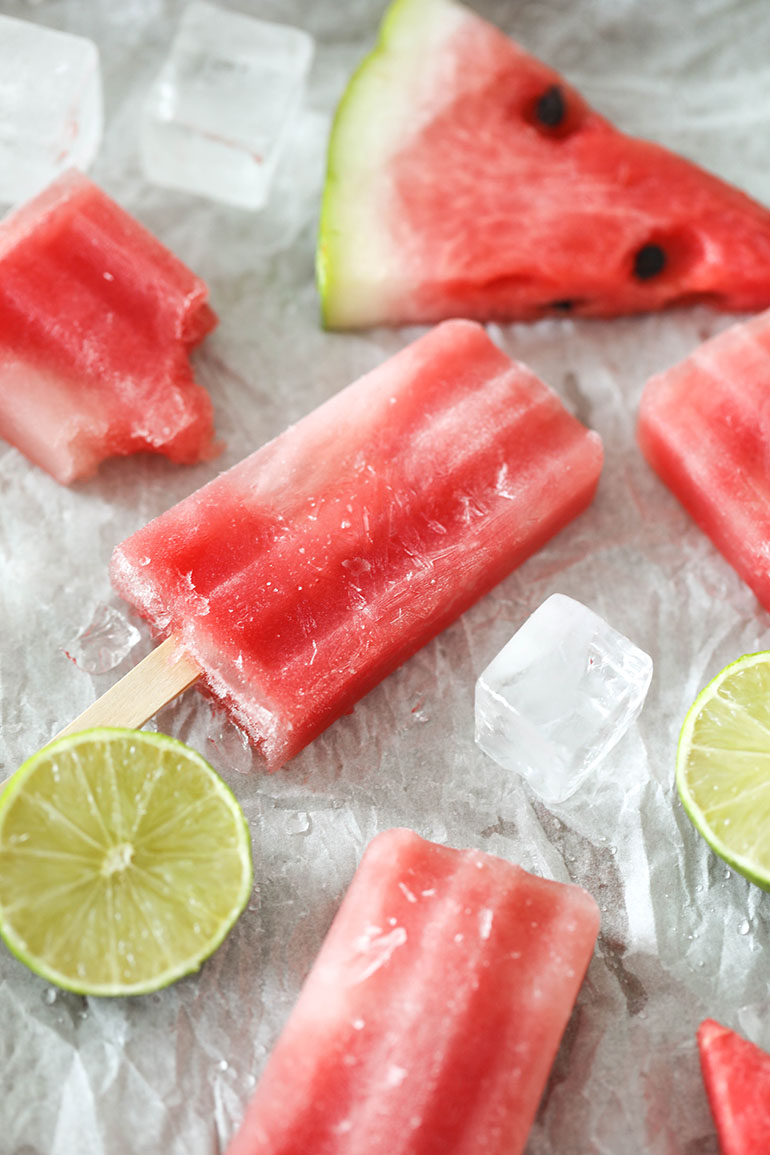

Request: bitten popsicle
left=102, top=320, right=602, bottom=768
left=0, top=170, right=218, bottom=483
left=226, top=827, right=600, bottom=1155
left=637, top=308, right=770, bottom=611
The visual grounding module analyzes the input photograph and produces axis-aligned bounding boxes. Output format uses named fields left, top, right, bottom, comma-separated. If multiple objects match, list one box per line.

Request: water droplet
left=738, top=919, right=751, bottom=936
left=43, top=987, right=57, bottom=1005
left=217, top=1059, right=229, bottom=1072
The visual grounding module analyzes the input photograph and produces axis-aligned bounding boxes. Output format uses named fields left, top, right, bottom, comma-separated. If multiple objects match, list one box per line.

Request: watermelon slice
left=697, top=1019, right=770, bottom=1154
left=318, top=0, right=770, bottom=328
left=637, top=308, right=770, bottom=611
left=0, top=170, right=218, bottom=484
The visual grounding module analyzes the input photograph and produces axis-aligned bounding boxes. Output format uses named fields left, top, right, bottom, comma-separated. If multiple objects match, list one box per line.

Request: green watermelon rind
left=316, top=0, right=466, bottom=329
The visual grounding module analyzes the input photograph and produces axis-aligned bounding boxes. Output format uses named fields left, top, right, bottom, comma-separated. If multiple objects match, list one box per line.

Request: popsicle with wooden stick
left=57, top=637, right=200, bottom=738
left=65, top=321, right=602, bottom=767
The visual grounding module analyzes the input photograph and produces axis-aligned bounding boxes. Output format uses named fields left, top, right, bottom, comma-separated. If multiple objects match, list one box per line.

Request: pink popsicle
left=111, top=320, right=602, bottom=767
left=227, top=828, right=600, bottom=1155
left=0, top=170, right=218, bottom=483
left=638, top=309, right=770, bottom=610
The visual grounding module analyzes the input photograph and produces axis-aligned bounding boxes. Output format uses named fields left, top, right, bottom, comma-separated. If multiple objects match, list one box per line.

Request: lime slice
left=0, top=728, right=253, bottom=995
left=676, top=652, right=770, bottom=890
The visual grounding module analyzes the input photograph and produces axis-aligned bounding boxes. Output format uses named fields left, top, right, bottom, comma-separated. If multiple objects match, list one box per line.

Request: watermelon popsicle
left=637, top=309, right=770, bottom=610
left=227, top=827, right=600, bottom=1155
left=0, top=170, right=218, bottom=483
left=83, top=320, right=602, bottom=767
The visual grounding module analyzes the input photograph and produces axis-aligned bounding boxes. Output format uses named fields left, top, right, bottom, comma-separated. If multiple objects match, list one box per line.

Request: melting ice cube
left=0, top=15, right=102, bottom=205
left=141, top=1, right=314, bottom=210
left=475, top=594, right=653, bottom=805
left=64, top=604, right=141, bottom=674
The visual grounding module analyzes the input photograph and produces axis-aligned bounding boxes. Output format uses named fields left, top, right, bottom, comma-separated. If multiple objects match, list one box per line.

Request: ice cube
left=475, top=594, right=653, bottom=805
left=0, top=16, right=102, bottom=205
left=64, top=604, right=141, bottom=675
left=141, top=1, right=314, bottom=210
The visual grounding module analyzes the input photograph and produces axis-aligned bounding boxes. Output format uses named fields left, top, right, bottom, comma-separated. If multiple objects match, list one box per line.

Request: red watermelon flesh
left=318, top=0, right=770, bottom=328
left=697, top=1019, right=770, bottom=1154
left=226, top=828, right=600, bottom=1155
left=637, top=308, right=770, bottom=611
left=0, top=170, right=218, bottom=484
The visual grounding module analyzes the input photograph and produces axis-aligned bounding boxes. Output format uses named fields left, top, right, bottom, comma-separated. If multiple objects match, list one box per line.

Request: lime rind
left=0, top=728, right=253, bottom=996
left=676, top=652, right=770, bottom=891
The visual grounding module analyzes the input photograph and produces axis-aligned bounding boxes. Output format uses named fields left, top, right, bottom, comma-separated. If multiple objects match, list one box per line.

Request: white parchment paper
left=2, top=1, right=770, bottom=1152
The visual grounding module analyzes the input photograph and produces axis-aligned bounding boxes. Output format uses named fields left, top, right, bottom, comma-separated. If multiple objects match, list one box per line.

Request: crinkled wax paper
left=1, top=0, right=769, bottom=1152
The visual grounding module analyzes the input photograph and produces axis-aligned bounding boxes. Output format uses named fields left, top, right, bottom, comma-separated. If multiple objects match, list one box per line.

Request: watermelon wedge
left=697, top=1019, right=770, bottom=1154
left=0, top=170, right=218, bottom=484
left=318, top=0, right=770, bottom=328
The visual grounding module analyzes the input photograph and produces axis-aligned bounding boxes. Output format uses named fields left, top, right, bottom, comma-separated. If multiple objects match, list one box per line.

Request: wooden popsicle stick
left=56, top=636, right=201, bottom=738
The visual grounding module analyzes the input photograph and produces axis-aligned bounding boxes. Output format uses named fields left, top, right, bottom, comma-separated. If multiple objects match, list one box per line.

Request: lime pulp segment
left=0, top=728, right=253, bottom=995
left=676, top=652, right=770, bottom=889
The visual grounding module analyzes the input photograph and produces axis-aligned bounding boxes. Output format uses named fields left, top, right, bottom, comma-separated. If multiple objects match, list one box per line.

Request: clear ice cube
left=0, top=16, right=102, bottom=205
left=141, top=1, right=314, bottom=210
left=64, top=604, right=141, bottom=675
left=475, top=594, right=653, bottom=805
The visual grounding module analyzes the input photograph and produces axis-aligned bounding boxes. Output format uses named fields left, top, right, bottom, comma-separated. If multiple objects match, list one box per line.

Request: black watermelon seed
left=548, top=299, right=575, bottom=311
left=535, top=85, right=566, bottom=128
left=634, top=244, right=667, bottom=280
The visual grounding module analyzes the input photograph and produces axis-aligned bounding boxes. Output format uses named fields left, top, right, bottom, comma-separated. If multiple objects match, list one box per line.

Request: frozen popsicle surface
left=227, top=827, right=600, bottom=1155
left=112, top=320, right=603, bottom=767
left=637, top=309, right=770, bottom=610
left=0, top=170, right=218, bottom=484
